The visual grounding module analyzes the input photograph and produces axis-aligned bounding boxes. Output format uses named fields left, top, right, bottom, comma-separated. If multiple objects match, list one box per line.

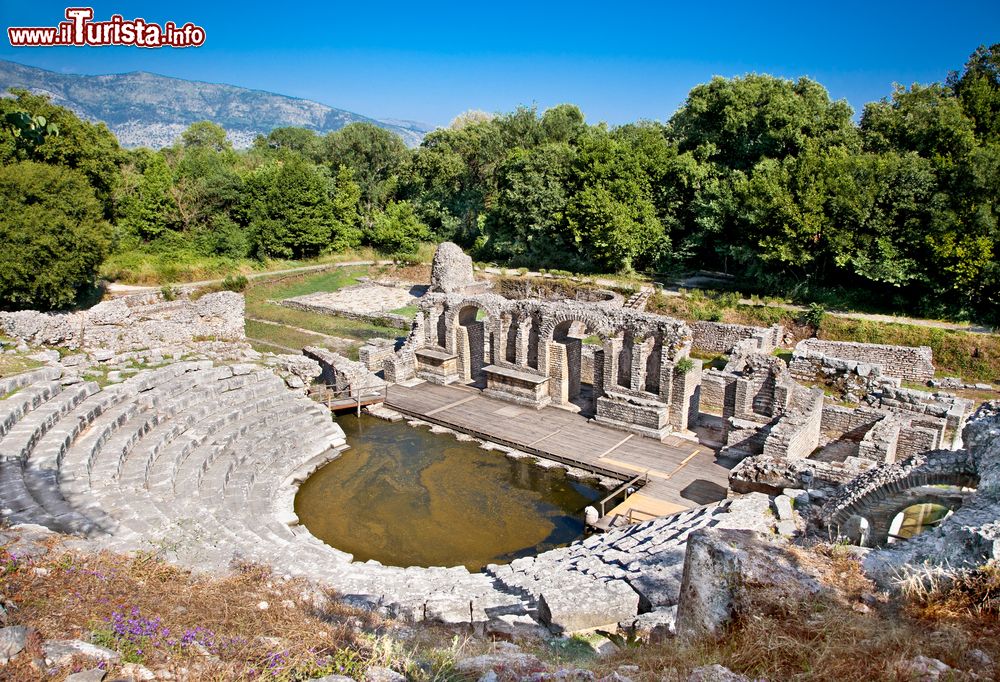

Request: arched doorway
left=550, top=319, right=603, bottom=415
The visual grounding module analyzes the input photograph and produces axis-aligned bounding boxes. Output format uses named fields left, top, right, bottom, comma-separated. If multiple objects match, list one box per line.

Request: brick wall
left=691, top=322, right=783, bottom=355
left=797, top=338, right=934, bottom=382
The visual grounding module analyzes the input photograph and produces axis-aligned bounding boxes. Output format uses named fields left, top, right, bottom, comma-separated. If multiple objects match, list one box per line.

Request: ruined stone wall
left=700, top=370, right=736, bottom=416
left=0, top=291, right=245, bottom=353
left=691, top=322, right=783, bottom=355
left=820, top=405, right=883, bottom=439
left=879, top=385, right=973, bottom=448
left=761, top=386, right=824, bottom=460
left=580, top=344, right=597, bottom=385
left=788, top=350, right=892, bottom=400
left=796, top=338, right=934, bottom=382
left=358, top=338, right=398, bottom=372
left=304, top=346, right=386, bottom=395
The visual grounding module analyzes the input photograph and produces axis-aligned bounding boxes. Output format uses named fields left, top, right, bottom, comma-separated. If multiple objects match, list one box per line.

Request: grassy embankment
left=100, top=244, right=440, bottom=286
left=240, top=267, right=399, bottom=359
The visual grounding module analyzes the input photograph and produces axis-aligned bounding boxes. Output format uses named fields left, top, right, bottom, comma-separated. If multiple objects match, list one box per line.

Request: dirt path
left=481, top=267, right=997, bottom=336
left=105, top=260, right=394, bottom=296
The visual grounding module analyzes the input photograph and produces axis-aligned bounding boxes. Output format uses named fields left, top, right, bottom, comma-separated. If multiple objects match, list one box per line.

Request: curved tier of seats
left=0, top=361, right=530, bottom=625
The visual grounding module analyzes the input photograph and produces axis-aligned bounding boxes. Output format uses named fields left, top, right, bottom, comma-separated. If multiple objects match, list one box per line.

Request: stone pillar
left=604, top=336, right=622, bottom=390
left=515, top=319, right=529, bottom=367
left=564, top=337, right=582, bottom=399
left=630, top=340, right=651, bottom=394
left=669, top=357, right=703, bottom=431
left=456, top=325, right=472, bottom=382
left=593, top=348, right=605, bottom=399
left=549, top=342, right=569, bottom=404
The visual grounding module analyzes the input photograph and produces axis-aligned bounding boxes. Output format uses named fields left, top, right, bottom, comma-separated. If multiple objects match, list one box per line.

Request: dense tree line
left=1, top=45, right=998, bottom=322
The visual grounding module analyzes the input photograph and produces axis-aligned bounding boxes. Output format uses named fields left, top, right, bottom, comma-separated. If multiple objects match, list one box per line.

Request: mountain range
left=0, top=59, right=432, bottom=149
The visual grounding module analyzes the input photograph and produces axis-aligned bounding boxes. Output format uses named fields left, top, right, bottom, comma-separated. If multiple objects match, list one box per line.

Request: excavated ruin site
left=1, top=242, right=998, bottom=644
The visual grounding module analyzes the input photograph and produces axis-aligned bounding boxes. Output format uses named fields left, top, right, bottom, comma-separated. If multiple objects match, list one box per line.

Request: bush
left=801, top=302, right=827, bottom=329
left=0, top=161, right=111, bottom=310
left=221, top=274, right=249, bottom=292
left=160, top=285, right=178, bottom=301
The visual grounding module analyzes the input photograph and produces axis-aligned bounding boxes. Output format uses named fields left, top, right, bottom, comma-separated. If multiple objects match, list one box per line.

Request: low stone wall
left=279, top=298, right=411, bottom=329
left=820, top=405, right=884, bottom=439
left=0, top=291, right=245, bottom=353
left=796, top=338, right=934, bottom=383
left=303, top=346, right=386, bottom=395
left=789, top=350, right=892, bottom=400
left=699, top=370, right=735, bottom=415
left=729, top=454, right=873, bottom=495
left=691, top=322, right=782, bottom=355
left=878, top=385, right=973, bottom=448
left=358, top=338, right=399, bottom=372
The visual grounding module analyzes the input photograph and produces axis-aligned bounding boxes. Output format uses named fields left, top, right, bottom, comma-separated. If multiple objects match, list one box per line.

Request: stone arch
left=451, top=301, right=493, bottom=384
left=823, top=449, right=979, bottom=546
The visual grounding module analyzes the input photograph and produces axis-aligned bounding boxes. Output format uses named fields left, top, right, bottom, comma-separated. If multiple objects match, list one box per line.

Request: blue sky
left=1, top=1, right=997, bottom=127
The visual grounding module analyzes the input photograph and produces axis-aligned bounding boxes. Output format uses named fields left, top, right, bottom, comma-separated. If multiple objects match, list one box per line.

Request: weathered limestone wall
left=303, top=346, right=386, bottom=395
left=0, top=291, right=245, bottom=353
left=358, top=338, right=398, bottom=372
left=691, top=322, right=783, bottom=355
left=796, top=338, right=934, bottom=383
left=879, top=385, right=972, bottom=448
left=820, top=405, right=884, bottom=439
left=699, top=370, right=736, bottom=416
left=762, top=386, right=824, bottom=460
left=789, top=350, right=893, bottom=400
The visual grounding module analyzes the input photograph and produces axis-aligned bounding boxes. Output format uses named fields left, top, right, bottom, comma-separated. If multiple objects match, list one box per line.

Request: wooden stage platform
left=385, top=381, right=734, bottom=516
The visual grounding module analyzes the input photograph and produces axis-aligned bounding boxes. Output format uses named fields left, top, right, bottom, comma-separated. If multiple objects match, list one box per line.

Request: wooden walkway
left=385, top=382, right=733, bottom=514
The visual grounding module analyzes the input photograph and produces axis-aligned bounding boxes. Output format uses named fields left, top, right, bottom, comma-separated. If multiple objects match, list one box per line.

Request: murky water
left=294, top=415, right=602, bottom=571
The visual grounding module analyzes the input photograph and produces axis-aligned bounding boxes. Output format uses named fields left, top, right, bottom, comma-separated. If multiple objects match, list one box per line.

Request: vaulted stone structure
left=385, top=292, right=702, bottom=440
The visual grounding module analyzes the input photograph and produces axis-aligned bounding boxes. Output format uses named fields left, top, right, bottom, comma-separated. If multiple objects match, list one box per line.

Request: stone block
left=538, top=578, right=640, bottom=634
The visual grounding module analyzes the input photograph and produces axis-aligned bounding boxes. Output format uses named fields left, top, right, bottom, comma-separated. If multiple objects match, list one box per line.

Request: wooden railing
left=310, top=384, right=387, bottom=417
left=597, top=471, right=649, bottom=517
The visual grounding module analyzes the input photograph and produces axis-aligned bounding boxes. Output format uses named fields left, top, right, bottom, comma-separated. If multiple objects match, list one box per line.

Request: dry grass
left=0, top=545, right=391, bottom=681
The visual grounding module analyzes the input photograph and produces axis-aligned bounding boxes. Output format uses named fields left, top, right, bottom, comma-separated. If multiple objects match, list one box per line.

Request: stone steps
left=0, top=382, right=99, bottom=462
left=0, top=380, right=63, bottom=439
left=0, top=366, right=62, bottom=399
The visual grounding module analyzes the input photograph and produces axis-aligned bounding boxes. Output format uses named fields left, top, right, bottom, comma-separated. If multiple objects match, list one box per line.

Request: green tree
left=117, top=150, right=179, bottom=242
left=566, top=135, right=667, bottom=272
left=181, top=121, right=231, bottom=152
left=0, top=89, right=122, bottom=219
left=948, top=43, right=1000, bottom=143
left=0, top=161, right=111, bottom=310
left=669, top=75, right=857, bottom=171
left=321, top=123, right=409, bottom=222
left=239, top=159, right=347, bottom=259
left=367, top=201, right=430, bottom=256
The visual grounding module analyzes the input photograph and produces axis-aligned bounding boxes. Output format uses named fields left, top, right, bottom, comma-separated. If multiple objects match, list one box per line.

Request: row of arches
left=413, top=295, right=693, bottom=417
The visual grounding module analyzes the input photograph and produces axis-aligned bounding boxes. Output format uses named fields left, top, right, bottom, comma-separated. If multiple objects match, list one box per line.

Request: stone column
left=604, top=337, right=622, bottom=392
left=593, top=348, right=605, bottom=399
left=456, top=325, right=472, bottom=382
left=564, top=337, right=582, bottom=399
left=630, top=339, right=651, bottom=394
left=669, top=357, right=703, bottom=431
left=515, top=318, right=529, bottom=367
left=549, top=342, right=569, bottom=404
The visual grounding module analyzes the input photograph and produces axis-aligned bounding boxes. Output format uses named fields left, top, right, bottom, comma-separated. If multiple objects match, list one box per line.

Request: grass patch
left=243, top=266, right=402, bottom=358
left=0, top=353, right=43, bottom=379
left=100, top=246, right=394, bottom=286
left=388, top=305, right=419, bottom=319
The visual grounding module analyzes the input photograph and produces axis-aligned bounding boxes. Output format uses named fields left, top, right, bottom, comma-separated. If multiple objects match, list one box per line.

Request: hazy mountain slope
left=0, top=59, right=432, bottom=148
